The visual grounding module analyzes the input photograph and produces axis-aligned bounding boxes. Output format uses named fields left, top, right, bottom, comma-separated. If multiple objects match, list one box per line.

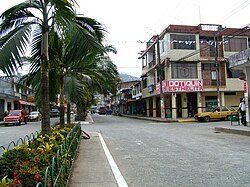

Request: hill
left=119, top=73, right=140, bottom=82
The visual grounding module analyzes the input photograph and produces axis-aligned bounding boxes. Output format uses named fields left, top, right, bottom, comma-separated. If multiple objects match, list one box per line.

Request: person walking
left=238, top=98, right=246, bottom=126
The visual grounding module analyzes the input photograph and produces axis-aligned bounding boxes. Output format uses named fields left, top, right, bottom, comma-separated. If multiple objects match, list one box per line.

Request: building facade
left=0, top=75, right=36, bottom=120
left=140, top=24, right=250, bottom=119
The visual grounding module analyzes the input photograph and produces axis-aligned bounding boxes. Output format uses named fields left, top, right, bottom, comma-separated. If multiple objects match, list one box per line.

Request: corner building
left=140, top=24, right=250, bottom=119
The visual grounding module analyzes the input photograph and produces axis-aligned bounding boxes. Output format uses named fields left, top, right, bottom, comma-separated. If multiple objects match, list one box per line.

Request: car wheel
left=197, top=118, right=202, bottom=122
left=203, top=116, right=210, bottom=122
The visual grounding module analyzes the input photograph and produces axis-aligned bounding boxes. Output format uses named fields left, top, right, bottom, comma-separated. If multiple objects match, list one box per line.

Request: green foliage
left=0, top=125, right=74, bottom=187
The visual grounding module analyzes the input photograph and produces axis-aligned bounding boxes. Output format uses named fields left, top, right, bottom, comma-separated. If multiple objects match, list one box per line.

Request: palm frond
left=0, top=24, right=32, bottom=75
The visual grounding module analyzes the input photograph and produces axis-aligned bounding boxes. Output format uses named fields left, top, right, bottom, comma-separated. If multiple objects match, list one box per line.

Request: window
left=171, top=62, right=197, bottom=78
left=142, top=77, right=147, bottom=88
left=224, top=38, right=247, bottom=52
left=160, top=40, right=165, bottom=53
left=205, top=96, right=217, bottom=107
left=202, top=63, right=217, bottom=86
left=170, top=34, right=196, bottom=50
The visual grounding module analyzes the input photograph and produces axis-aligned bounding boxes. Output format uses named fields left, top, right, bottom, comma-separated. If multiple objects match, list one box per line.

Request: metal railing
left=0, top=131, right=40, bottom=153
left=36, top=123, right=81, bottom=187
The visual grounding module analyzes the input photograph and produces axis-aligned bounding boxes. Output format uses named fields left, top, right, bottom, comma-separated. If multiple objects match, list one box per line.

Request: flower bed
left=0, top=123, right=81, bottom=187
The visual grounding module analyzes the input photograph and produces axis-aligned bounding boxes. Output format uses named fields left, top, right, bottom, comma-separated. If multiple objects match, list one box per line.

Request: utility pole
left=214, top=35, right=220, bottom=107
left=156, top=36, right=165, bottom=118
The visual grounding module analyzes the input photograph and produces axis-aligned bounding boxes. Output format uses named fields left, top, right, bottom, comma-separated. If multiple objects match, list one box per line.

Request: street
left=82, top=114, right=250, bottom=187
left=1, top=115, right=250, bottom=186
left=0, top=117, right=59, bottom=156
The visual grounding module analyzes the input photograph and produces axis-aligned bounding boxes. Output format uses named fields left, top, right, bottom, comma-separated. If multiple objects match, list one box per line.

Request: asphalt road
left=81, top=114, right=250, bottom=187
left=0, top=117, right=59, bottom=155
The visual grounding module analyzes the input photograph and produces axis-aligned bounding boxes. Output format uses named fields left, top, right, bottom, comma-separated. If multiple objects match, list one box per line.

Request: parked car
left=28, top=111, right=41, bottom=121
left=4, top=109, right=28, bottom=126
left=98, top=107, right=107, bottom=115
left=50, top=108, right=60, bottom=117
left=194, top=106, right=237, bottom=122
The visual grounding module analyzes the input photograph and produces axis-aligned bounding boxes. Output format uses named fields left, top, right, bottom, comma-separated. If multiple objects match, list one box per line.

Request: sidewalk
left=122, top=114, right=250, bottom=136
left=69, top=113, right=128, bottom=187
left=68, top=132, right=119, bottom=187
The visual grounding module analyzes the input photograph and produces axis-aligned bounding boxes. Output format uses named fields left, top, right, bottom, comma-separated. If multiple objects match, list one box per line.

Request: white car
left=28, top=111, right=42, bottom=121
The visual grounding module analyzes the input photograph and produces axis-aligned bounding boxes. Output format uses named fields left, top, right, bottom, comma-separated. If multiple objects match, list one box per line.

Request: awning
left=14, top=100, right=36, bottom=106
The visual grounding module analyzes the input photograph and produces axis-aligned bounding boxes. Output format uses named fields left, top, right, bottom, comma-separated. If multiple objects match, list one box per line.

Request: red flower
left=34, top=174, right=40, bottom=180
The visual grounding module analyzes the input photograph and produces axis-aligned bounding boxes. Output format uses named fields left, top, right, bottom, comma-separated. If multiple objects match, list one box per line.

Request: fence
left=0, top=123, right=81, bottom=186
left=0, top=131, right=40, bottom=154
left=36, top=123, right=81, bottom=186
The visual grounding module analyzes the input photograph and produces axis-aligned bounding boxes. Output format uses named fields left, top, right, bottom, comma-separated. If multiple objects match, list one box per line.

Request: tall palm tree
left=0, top=0, right=77, bottom=134
left=20, top=14, right=108, bottom=127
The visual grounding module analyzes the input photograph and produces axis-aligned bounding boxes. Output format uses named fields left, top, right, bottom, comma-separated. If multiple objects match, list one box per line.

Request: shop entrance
left=187, top=93, right=197, bottom=117
left=176, top=94, right=182, bottom=118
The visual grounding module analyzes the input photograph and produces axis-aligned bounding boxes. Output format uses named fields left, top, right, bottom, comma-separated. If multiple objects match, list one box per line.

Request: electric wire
left=142, top=24, right=250, bottom=78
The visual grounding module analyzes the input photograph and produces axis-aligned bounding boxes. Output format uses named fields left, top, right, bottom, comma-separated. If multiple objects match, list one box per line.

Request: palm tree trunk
left=59, top=76, right=65, bottom=128
left=67, top=102, right=71, bottom=124
left=41, top=3, right=50, bottom=135
left=41, top=32, right=50, bottom=135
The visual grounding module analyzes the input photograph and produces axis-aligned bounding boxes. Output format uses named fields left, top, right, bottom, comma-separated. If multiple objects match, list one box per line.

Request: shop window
left=205, top=96, right=217, bottom=107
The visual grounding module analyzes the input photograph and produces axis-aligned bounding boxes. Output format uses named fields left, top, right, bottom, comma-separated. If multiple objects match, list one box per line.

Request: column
left=153, top=97, right=157, bottom=117
left=171, top=93, right=177, bottom=119
left=146, top=98, right=150, bottom=117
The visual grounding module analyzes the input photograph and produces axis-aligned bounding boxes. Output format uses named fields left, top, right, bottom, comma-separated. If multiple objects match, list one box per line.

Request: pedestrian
left=238, top=98, right=246, bottom=126
left=4, top=110, right=8, bottom=117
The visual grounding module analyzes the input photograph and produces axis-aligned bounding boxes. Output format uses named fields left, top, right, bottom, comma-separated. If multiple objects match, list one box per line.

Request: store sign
left=244, top=81, right=247, bottom=93
left=201, top=24, right=219, bottom=31
left=166, top=79, right=203, bottom=92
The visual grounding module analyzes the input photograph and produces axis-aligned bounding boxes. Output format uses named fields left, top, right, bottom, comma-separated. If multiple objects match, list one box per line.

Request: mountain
left=119, top=73, right=140, bottom=82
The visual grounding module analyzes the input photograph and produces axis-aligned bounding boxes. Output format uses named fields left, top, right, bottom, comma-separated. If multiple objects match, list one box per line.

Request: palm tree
left=0, top=0, right=77, bottom=134
left=19, top=14, right=109, bottom=128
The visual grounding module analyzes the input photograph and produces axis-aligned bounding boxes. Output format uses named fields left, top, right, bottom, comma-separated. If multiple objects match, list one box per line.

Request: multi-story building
left=111, top=80, right=142, bottom=115
left=140, top=24, right=250, bottom=119
left=0, top=74, right=36, bottom=120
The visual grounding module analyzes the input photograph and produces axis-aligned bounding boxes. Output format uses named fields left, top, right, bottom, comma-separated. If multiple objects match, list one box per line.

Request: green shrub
left=0, top=124, right=75, bottom=187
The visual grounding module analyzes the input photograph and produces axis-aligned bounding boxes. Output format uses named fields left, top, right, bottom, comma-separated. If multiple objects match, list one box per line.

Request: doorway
left=176, top=94, right=182, bottom=118
left=187, top=93, right=197, bottom=117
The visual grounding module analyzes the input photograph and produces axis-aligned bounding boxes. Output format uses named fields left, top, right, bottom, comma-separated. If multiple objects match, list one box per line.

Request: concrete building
left=140, top=24, right=250, bottom=119
left=0, top=74, right=36, bottom=120
left=229, top=48, right=250, bottom=125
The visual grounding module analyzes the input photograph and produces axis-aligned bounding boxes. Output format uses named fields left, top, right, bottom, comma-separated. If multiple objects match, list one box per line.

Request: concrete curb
left=214, top=126, right=250, bottom=136
left=178, top=119, right=196, bottom=123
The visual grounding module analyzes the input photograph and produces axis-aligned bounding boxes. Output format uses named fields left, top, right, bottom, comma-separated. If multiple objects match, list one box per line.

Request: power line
left=216, top=0, right=250, bottom=24
left=177, top=25, right=250, bottom=61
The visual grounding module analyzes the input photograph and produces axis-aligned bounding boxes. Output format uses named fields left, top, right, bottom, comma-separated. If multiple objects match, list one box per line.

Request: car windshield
left=205, top=106, right=215, bottom=112
left=8, top=111, right=21, bottom=116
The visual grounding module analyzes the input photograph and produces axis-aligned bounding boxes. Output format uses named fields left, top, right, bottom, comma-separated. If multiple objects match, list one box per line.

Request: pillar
left=153, top=97, right=157, bottom=117
left=171, top=93, right=177, bottom=119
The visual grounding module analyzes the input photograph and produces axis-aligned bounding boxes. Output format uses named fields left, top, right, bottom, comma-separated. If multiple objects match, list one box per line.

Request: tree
left=0, top=0, right=77, bottom=134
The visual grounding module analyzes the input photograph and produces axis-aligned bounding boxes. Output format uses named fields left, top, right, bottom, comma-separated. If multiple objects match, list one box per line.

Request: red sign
left=166, top=80, right=203, bottom=92
left=155, top=79, right=203, bottom=93
left=244, top=81, right=247, bottom=93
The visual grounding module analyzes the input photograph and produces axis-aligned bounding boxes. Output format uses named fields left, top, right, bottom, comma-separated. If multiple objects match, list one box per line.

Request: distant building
left=0, top=74, right=36, bottom=120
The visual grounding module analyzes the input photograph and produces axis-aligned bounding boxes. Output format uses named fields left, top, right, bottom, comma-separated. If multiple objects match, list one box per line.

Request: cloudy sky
left=1, top=0, right=250, bottom=77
